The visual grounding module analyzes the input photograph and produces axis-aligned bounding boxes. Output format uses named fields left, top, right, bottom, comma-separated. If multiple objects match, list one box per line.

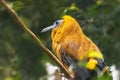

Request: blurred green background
left=0, top=0, right=120, bottom=80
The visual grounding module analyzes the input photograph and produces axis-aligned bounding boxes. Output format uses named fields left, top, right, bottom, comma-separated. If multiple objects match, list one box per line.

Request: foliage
left=0, top=0, right=120, bottom=80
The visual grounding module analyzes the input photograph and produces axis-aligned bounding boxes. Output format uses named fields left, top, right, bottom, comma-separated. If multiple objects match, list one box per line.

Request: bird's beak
left=41, top=20, right=63, bottom=32
left=41, top=25, right=55, bottom=32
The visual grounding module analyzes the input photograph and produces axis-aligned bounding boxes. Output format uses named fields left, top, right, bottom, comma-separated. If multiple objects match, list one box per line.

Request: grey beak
left=41, top=20, right=63, bottom=32
left=41, top=25, right=55, bottom=32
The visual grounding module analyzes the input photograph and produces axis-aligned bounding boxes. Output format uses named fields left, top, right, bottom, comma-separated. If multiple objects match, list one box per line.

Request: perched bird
left=41, top=15, right=110, bottom=80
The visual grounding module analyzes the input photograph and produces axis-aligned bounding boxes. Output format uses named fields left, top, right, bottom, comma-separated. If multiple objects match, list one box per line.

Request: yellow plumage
left=51, top=15, right=103, bottom=69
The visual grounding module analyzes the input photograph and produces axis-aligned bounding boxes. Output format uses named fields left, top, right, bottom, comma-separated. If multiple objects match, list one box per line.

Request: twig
left=0, top=0, right=72, bottom=78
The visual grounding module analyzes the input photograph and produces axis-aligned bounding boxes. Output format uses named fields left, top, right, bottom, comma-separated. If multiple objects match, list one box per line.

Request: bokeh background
left=0, top=0, right=120, bottom=80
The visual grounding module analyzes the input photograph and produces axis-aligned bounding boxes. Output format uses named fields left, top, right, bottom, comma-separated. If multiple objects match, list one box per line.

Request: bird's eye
left=55, top=21, right=59, bottom=25
left=54, top=20, right=63, bottom=26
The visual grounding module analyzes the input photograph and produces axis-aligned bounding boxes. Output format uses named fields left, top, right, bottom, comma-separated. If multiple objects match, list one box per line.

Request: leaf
left=8, top=1, right=24, bottom=11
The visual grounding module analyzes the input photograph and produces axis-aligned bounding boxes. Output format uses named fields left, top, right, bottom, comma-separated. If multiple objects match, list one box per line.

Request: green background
left=0, top=0, right=120, bottom=80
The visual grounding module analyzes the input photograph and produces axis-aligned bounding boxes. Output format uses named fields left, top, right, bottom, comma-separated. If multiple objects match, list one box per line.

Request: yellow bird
left=41, top=15, right=108, bottom=80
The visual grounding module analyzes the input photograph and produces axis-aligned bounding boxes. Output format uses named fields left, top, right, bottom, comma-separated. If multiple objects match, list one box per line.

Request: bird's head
left=41, top=19, right=63, bottom=32
left=41, top=15, right=82, bottom=32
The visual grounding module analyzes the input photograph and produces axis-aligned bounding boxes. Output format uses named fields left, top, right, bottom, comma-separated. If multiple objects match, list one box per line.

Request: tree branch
left=0, top=0, right=72, bottom=78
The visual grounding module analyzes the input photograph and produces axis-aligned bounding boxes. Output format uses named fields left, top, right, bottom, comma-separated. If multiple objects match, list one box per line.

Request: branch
left=0, top=0, right=72, bottom=78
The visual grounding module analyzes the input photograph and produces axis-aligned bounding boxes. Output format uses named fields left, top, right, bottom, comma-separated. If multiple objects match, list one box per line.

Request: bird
left=41, top=15, right=111, bottom=80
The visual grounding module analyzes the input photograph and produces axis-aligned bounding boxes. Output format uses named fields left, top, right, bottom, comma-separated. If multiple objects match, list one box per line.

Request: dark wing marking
left=59, top=47, right=95, bottom=80
left=60, top=46, right=77, bottom=66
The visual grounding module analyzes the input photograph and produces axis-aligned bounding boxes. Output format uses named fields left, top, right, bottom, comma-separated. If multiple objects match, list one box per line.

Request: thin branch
left=0, top=0, right=72, bottom=78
